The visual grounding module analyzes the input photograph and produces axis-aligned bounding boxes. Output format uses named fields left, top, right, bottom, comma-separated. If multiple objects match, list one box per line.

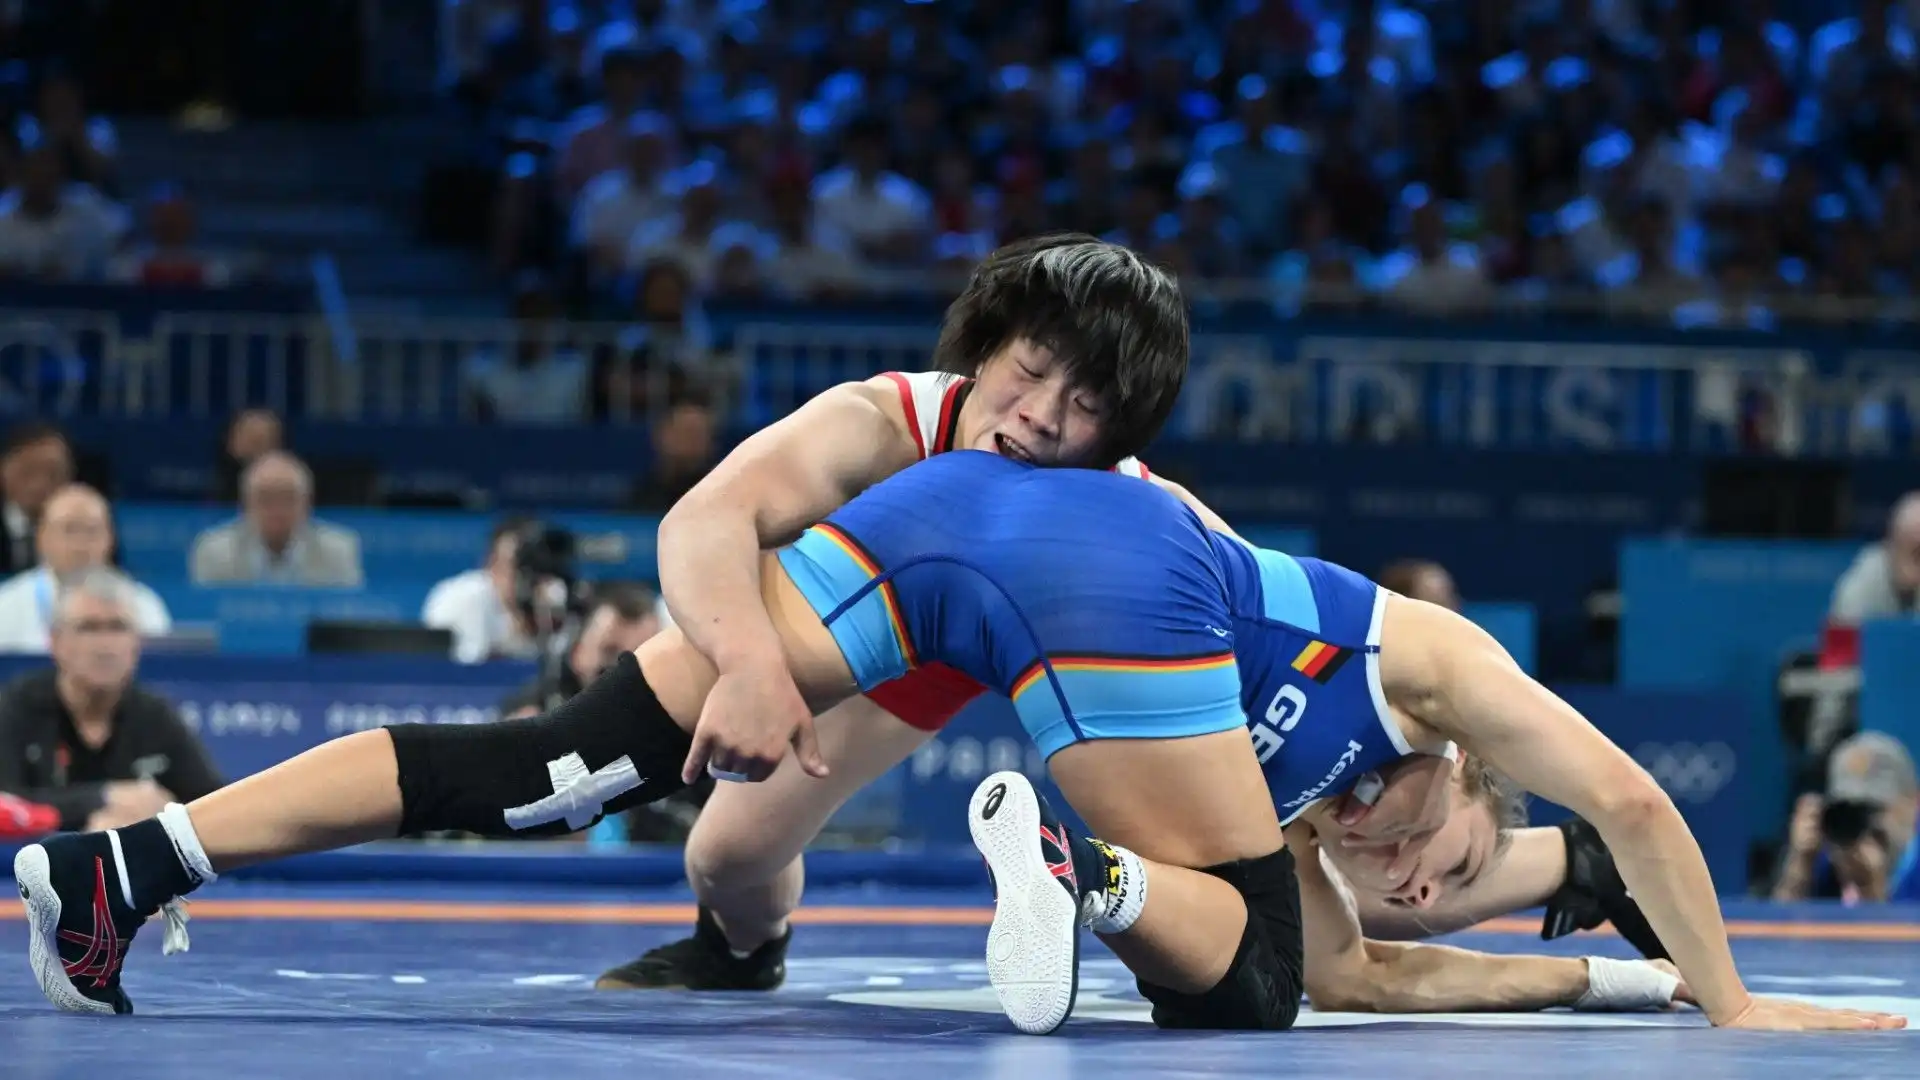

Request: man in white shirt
left=570, top=112, right=681, bottom=276
left=0, top=143, right=129, bottom=281
left=1376, top=190, right=1490, bottom=314
left=0, top=484, right=169, bottom=653
left=420, top=517, right=540, bottom=665
left=809, top=115, right=932, bottom=264
left=188, top=452, right=363, bottom=587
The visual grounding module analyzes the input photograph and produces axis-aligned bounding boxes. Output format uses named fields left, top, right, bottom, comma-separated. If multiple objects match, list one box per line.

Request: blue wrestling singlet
left=776, top=451, right=1248, bottom=758
left=1206, top=535, right=1415, bottom=823
left=775, top=449, right=1414, bottom=824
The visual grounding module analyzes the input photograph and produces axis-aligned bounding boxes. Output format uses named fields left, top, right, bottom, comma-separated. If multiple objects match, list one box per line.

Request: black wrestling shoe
left=594, top=905, right=789, bottom=991
left=968, top=771, right=1086, bottom=1035
left=13, top=831, right=194, bottom=1015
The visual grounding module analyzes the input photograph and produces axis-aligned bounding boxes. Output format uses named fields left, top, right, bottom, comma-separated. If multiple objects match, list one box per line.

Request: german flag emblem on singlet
left=1290, top=640, right=1352, bottom=683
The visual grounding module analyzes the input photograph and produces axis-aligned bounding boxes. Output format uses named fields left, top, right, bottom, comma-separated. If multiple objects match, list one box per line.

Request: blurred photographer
left=497, top=579, right=708, bottom=841
left=487, top=520, right=709, bottom=841
left=500, top=582, right=663, bottom=718
left=421, top=515, right=541, bottom=664
left=1773, top=732, right=1919, bottom=904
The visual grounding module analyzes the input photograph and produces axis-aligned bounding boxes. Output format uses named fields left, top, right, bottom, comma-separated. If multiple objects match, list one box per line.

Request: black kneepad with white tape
left=387, top=652, right=693, bottom=837
left=1136, top=846, right=1305, bottom=1031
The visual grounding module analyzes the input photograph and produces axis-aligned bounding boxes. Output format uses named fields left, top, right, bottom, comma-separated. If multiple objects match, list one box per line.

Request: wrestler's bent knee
left=388, top=653, right=693, bottom=837
left=1135, top=847, right=1304, bottom=1031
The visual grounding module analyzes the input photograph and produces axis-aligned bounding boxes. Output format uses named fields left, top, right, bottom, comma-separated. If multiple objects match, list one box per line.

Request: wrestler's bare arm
left=1292, top=823, right=1597, bottom=1013
left=656, top=380, right=918, bottom=674
left=1383, top=597, right=1753, bottom=1024
left=1147, top=475, right=1242, bottom=541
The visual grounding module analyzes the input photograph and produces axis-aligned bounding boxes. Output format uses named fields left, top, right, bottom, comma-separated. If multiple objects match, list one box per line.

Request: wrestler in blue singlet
left=776, top=450, right=1409, bottom=822
left=1206, top=533, right=1415, bottom=822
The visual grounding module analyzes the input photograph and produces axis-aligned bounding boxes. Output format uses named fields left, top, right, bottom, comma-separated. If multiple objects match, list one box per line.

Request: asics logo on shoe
left=981, top=782, right=1007, bottom=820
left=56, top=857, right=126, bottom=991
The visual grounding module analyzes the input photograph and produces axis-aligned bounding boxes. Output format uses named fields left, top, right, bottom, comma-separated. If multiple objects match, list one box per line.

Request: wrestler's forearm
left=1603, top=801, right=1748, bottom=1021
left=1315, top=940, right=1589, bottom=1013
left=1355, top=826, right=1567, bottom=939
left=656, top=495, right=788, bottom=672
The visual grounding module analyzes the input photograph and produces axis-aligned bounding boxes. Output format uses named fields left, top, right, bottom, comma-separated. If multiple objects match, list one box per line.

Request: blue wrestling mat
left=3, top=872, right=1917, bottom=1080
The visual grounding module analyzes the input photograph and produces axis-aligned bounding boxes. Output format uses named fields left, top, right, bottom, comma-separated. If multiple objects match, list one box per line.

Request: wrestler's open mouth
left=1333, top=792, right=1374, bottom=827
left=994, top=433, right=1033, bottom=462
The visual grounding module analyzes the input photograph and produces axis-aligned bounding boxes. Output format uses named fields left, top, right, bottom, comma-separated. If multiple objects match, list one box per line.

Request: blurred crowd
left=0, top=60, right=260, bottom=289
left=447, top=0, right=1920, bottom=328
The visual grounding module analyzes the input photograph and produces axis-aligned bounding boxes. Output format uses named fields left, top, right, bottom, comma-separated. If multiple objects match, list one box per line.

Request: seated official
left=189, top=451, right=363, bottom=586
left=0, top=568, right=222, bottom=832
left=0, top=483, right=170, bottom=653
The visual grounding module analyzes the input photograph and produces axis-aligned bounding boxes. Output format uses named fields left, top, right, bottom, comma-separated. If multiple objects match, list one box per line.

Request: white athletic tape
left=1575, top=956, right=1681, bottom=1011
left=503, top=752, right=641, bottom=831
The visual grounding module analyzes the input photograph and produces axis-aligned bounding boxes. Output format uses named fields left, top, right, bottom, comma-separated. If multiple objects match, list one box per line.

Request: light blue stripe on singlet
left=776, top=529, right=912, bottom=691
left=1241, top=541, right=1320, bottom=633
left=1014, top=663, right=1247, bottom=761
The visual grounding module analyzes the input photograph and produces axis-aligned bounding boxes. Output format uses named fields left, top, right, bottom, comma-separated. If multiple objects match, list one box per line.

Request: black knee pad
left=1136, top=846, right=1304, bottom=1031
left=388, top=652, right=693, bottom=837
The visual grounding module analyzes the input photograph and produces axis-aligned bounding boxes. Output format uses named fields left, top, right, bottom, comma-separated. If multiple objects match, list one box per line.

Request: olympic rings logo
left=1632, top=741, right=1739, bottom=803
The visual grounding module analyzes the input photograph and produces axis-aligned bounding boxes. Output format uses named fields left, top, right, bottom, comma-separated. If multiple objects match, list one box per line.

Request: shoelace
left=159, top=899, right=192, bottom=956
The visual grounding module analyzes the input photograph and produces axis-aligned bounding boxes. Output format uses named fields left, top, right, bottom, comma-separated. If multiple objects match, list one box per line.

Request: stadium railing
left=1, top=290, right=1914, bottom=457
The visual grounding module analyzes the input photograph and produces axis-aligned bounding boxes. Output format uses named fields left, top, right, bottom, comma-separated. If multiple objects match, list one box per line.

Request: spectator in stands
left=569, top=111, right=681, bottom=280
left=809, top=114, right=932, bottom=266
left=1374, top=185, right=1494, bottom=314
left=454, top=0, right=1920, bottom=321
left=1378, top=558, right=1463, bottom=612
left=0, top=484, right=170, bottom=653
left=106, top=183, right=250, bottom=289
left=0, top=141, right=129, bottom=281
left=18, top=67, right=119, bottom=196
left=421, top=515, right=541, bottom=665
left=554, top=44, right=652, bottom=201
left=1773, top=732, right=1920, bottom=903
left=623, top=160, right=736, bottom=289
left=0, top=567, right=222, bottom=832
left=627, top=388, right=717, bottom=512
left=1819, top=491, right=1920, bottom=669
left=592, top=262, right=712, bottom=421
left=761, top=177, right=868, bottom=300
left=212, top=408, right=285, bottom=504
left=188, top=451, right=364, bottom=587
left=0, top=422, right=73, bottom=578
left=464, top=272, right=590, bottom=423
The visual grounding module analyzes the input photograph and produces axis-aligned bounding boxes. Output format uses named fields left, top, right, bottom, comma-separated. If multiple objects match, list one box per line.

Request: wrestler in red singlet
left=862, top=370, right=1150, bottom=731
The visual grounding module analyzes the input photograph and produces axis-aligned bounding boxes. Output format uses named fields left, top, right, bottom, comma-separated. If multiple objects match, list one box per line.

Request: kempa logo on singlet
left=1281, top=740, right=1366, bottom=810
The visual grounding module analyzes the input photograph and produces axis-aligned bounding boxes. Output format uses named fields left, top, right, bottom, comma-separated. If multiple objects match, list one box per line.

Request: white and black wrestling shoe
left=968, top=770, right=1085, bottom=1035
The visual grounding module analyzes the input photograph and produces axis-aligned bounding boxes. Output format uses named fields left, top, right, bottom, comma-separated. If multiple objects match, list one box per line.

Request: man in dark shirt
left=0, top=421, right=74, bottom=577
left=626, top=391, right=718, bottom=514
left=0, top=567, right=221, bottom=831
